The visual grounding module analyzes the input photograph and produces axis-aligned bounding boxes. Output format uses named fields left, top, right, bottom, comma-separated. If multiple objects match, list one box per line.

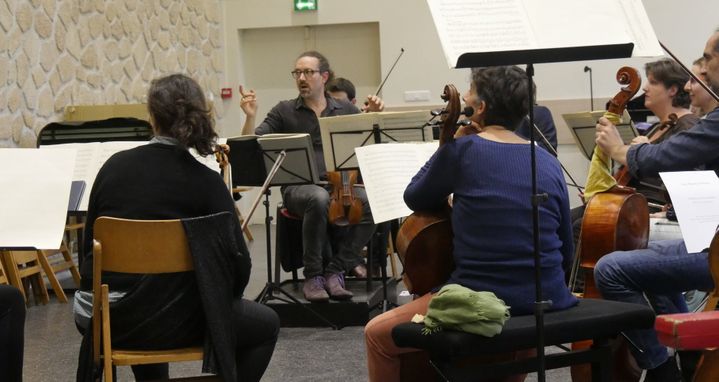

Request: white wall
left=219, top=0, right=718, bottom=224
left=218, top=0, right=718, bottom=136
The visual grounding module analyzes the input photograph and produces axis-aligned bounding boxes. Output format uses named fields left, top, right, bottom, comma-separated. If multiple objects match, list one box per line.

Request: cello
left=394, top=84, right=464, bottom=296
left=571, top=67, right=650, bottom=382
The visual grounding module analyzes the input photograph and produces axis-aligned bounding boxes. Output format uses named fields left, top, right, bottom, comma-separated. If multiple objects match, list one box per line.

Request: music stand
left=320, top=112, right=434, bottom=310
left=227, top=134, right=337, bottom=329
left=426, top=0, right=663, bottom=379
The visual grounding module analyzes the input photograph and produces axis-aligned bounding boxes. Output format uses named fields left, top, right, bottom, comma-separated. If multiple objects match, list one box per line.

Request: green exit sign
left=294, top=0, right=317, bottom=11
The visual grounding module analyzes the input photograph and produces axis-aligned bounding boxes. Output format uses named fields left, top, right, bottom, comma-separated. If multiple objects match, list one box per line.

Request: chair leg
left=236, top=203, right=254, bottom=242
left=590, top=339, right=612, bottom=382
left=102, top=285, right=114, bottom=382
left=2, top=251, right=26, bottom=302
left=387, top=239, right=399, bottom=279
left=36, top=250, right=68, bottom=303
left=60, top=240, right=82, bottom=287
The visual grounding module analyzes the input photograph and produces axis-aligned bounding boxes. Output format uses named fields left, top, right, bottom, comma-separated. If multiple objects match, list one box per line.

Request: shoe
left=324, top=272, right=353, bottom=300
left=303, top=275, right=329, bottom=303
left=644, top=356, right=683, bottom=382
left=349, top=263, right=368, bottom=278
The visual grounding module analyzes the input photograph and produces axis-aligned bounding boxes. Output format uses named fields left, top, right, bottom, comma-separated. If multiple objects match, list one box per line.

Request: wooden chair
left=92, top=216, right=218, bottom=382
left=1, top=250, right=50, bottom=305
left=0, top=253, right=9, bottom=285
left=655, top=230, right=719, bottom=382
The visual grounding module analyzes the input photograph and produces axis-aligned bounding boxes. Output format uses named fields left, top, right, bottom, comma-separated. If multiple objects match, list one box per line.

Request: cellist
left=593, top=29, right=719, bottom=382
left=364, top=66, right=577, bottom=382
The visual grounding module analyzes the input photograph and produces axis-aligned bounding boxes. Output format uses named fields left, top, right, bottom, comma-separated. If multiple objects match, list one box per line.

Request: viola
left=327, top=170, right=363, bottom=226
left=614, top=113, right=678, bottom=186
left=395, top=84, right=462, bottom=295
left=571, top=67, right=649, bottom=382
left=214, top=143, right=231, bottom=190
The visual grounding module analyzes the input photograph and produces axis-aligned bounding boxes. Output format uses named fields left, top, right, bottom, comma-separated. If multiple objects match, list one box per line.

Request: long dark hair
left=147, top=74, right=217, bottom=156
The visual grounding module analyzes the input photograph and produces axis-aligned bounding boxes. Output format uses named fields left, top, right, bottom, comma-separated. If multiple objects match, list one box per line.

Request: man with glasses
left=239, top=51, right=383, bottom=302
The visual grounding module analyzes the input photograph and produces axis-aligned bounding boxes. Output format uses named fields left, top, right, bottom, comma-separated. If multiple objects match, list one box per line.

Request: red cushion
left=279, top=208, right=302, bottom=221
left=655, top=311, right=719, bottom=350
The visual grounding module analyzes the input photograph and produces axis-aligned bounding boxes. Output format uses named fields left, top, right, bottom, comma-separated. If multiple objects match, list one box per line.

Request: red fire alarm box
left=221, top=88, right=232, bottom=99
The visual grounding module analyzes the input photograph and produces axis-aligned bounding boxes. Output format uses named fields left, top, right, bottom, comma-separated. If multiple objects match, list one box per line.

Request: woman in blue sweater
left=364, top=66, right=577, bottom=382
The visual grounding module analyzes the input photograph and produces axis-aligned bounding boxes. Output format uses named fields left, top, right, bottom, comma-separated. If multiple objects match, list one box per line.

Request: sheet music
left=42, top=142, right=146, bottom=211
left=427, top=0, right=662, bottom=68
left=0, top=149, right=75, bottom=249
left=355, top=142, right=438, bottom=223
left=659, top=171, right=719, bottom=253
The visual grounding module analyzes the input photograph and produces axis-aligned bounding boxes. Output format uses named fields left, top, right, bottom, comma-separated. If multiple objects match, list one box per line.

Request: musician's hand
left=239, top=85, right=257, bottom=118
left=595, top=117, right=628, bottom=165
left=362, top=95, right=384, bottom=112
left=630, top=136, right=649, bottom=145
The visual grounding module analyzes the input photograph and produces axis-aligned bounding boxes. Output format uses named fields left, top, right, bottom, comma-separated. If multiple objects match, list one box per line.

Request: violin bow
left=373, top=48, right=404, bottom=98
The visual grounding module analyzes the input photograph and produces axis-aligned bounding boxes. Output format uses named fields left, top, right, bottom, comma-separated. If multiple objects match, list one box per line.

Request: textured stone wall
left=0, top=0, right=225, bottom=148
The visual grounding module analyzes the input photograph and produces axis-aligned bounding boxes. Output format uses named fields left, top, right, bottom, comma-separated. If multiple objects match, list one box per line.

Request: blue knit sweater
left=404, top=134, right=577, bottom=315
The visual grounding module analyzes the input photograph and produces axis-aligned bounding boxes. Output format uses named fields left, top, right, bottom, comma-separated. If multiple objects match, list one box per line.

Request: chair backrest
left=92, top=216, right=193, bottom=275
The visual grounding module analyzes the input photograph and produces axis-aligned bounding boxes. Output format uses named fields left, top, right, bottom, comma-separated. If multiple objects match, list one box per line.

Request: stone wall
left=0, top=0, right=225, bottom=148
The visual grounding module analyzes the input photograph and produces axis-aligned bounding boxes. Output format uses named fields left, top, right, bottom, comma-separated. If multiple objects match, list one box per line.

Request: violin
left=327, top=170, right=364, bottom=226
left=614, top=113, right=678, bottom=186
left=394, top=84, right=462, bottom=295
left=571, top=67, right=650, bottom=382
left=214, top=143, right=231, bottom=190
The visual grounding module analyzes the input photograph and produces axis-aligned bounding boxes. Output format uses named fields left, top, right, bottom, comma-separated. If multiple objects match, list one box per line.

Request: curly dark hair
left=470, top=66, right=532, bottom=131
left=645, top=59, right=691, bottom=108
left=147, top=74, right=217, bottom=156
left=297, top=51, right=335, bottom=83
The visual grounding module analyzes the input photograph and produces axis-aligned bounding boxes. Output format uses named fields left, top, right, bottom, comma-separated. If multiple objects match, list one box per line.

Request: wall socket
left=404, top=90, right=431, bottom=102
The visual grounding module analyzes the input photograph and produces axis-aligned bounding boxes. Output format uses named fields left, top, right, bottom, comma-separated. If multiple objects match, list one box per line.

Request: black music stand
left=227, top=134, right=337, bottom=329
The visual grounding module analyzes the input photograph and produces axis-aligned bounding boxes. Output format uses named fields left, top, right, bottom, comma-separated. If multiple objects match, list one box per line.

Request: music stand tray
left=319, top=111, right=432, bottom=171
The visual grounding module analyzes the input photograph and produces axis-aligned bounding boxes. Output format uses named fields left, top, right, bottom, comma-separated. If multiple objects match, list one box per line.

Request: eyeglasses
left=290, top=69, right=321, bottom=79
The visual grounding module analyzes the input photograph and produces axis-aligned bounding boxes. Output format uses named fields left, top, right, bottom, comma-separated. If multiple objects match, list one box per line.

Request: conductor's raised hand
left=239, top=85, right=257, bottom=118
left=362, top=95, right=385, bottom=112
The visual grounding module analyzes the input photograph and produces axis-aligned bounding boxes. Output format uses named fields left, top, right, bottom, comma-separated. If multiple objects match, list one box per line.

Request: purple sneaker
left=324, top=272, right=353, bottom=300
left=303, top=275, right=329, bottom=303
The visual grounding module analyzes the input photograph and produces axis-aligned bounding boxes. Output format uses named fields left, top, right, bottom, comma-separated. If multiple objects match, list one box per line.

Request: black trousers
left=0, top=285, right=25, bottom=382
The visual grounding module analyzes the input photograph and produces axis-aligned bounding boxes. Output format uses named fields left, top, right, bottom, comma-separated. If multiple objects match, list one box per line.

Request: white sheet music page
left=42, top=141, right=146, bottom=211
left=355, top=142, right=438, bottom=223
left=0, top=149, right=75, bottom=249
left=659, top=171, right=719, bottom=253
left=427, top=0, right=662, bottom=68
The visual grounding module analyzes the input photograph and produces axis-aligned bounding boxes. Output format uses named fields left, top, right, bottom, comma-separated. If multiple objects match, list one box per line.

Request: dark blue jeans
left=594, top=239, right=714, bottom=369
left=282, top=184, right=376, bottom=278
